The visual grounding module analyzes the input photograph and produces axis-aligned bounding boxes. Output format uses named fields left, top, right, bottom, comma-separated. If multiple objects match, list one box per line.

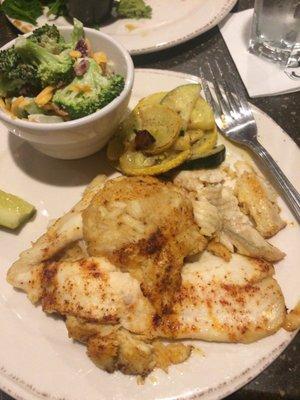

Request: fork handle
left=248, top=139, right=300, bottom=223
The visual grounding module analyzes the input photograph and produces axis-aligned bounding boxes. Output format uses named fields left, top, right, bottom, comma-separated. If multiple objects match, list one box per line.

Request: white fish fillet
left=6, top=175, right=106, bottom=291
left=41, top=257, right=154, bottom=335
left=10, top=251, right=286, bottom=344
left=161, top=252, right=286, bottom=343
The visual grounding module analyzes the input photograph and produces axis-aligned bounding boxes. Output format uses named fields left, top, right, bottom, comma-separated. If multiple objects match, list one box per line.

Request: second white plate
left=3, top=0, right=237, bottom=54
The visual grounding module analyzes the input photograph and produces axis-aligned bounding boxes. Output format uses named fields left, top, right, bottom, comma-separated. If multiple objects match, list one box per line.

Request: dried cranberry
left=74, top=59, right=89, bottom=76
left=75, top=39, right=88, bottom=56
left=134, top=129, right=156, bottom=151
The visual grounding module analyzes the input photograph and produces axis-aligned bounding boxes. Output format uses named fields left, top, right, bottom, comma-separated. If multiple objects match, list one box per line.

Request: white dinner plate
left=3, top=0, right=237, bottom=54
left=0, top=69, right=299, bottom=400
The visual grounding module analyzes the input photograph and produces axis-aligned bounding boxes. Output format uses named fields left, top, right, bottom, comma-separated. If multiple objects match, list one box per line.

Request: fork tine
left=199, top=65, right=220, bottom=118
left=206, top=61, right=231, bottom=117
left=214, top=61, right=240, bottom=116
left=223, top=59, right=252, bottom=116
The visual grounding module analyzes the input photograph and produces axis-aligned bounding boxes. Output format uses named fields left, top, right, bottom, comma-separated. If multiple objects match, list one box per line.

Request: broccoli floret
left=0, top=48, right=23, bottom=96
left=98, top=74, right=125, bottom=108
left=116, top=0, right=152, bottom=19
left=0, top=47, right=19, bottom=73
left=53, top=59, right=125, bottom=119
left=28, top=24, right=67, bottom=54
left=0, top=47, right=40, bottom=97
left=10, top=63, right=38, bottom=83
left=15, top=37, right=74, bottom=87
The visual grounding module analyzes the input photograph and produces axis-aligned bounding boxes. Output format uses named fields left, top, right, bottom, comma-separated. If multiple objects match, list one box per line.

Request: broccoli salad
left=0, top=19, right=125, bottom=123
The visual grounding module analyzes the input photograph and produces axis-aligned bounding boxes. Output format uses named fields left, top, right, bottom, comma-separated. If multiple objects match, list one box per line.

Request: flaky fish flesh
left=235, top=162, right=286, bottom=238
left=174, top=168, right=285, bottom=262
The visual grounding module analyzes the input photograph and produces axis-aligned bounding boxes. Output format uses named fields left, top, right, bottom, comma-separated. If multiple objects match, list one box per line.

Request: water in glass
left=249, top=0, right=300, bottom=64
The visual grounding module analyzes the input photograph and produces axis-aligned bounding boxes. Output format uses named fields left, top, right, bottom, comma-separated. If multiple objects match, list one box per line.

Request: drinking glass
left=285, top=43, right=300, bottom=79
left=249, top=0, right=300, bottom=64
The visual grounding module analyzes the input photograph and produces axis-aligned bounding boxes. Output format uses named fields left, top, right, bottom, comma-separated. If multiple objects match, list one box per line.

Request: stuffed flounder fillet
left=6, top=164, right=294, bottom=377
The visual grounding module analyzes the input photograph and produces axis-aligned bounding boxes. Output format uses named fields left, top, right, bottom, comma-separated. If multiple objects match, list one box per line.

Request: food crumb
left=136, top=376, right=145, bottom=385
left=192, top=347, right=205, bottom=357
left=125, top=23, right=138, bottom=32
left=149, top=375, right=158, bottom=385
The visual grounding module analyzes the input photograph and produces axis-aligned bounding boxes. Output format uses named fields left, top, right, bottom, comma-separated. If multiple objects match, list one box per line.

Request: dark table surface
left=0, top=1, right=299, bottom=400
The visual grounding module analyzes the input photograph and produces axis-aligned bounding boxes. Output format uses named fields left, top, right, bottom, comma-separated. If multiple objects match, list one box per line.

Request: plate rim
left=0, top=68, right=298, bottom=400
left=2, top=0, right=237, bottom=55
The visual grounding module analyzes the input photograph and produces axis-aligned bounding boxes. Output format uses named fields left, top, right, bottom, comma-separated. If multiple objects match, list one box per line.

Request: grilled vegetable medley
left=107, top=84, right=226, bottom=175
left=0, top=19, right=125, bottom=122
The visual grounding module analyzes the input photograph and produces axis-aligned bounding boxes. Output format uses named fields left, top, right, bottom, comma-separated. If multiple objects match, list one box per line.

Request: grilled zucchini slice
left=184, top=145, right=226, bottom=169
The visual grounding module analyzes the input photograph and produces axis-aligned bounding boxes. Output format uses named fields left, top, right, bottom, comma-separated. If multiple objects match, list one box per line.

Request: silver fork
left=199, top=60, right=300, bottom=223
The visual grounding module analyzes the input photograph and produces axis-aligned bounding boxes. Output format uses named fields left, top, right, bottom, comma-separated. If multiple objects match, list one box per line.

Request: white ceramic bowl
left=0, top=27, right=134, bottom=159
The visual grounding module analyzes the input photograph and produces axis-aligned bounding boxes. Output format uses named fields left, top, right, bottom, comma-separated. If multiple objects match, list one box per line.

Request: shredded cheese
left=11, top=96, right=30, bottom=116
left=69, top=83, right=92, bottom=93
left=93, top=52, right=107, bottom=64
left=93, top=52, right=107, bottom=73
left=35, top=86, right=54, bottom=107
left=69, top=50, right=81, bottom=59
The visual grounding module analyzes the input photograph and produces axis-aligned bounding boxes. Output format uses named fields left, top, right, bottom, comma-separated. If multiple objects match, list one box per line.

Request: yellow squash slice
left=190, top=127, right=218, bottom=159
left=107, top=110, right=140, bottom=161
left=119, top=150, right=190, bottom=176
left=107, top=100, right=180, bottom=159
left=172, top=133, right=191, bottom=151
left=107, top=135, right=126, bottom=161
left=161, top=84, right=200, bottom=130
left=138, top=104, right=182, bottom=155
left=187, top=129, right=205, bottom=144
left=172, top=129, right=206, bottom=151
left=189, top=97, right=215, bottom=131
left=136, top=91, right=167, bottom=109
